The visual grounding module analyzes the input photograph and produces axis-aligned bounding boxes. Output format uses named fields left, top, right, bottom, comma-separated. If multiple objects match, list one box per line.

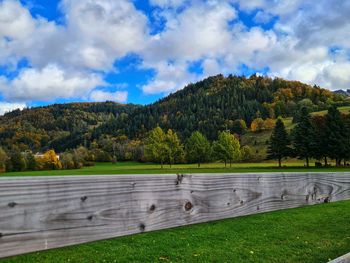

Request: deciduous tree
left=186, top=131, right=211, bottom=167
left=213, top=131, right=241, bottom=167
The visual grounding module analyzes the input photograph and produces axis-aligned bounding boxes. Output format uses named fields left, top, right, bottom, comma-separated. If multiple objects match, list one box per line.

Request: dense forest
left=0, top=74, right=349, bottom=172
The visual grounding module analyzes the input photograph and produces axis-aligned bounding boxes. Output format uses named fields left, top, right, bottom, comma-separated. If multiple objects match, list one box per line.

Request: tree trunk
left=230, top=160, right=232, bottom=168
left=278, top=157, right=281, bottom=168
left=161, top=161, right=163, bottom=169
left=224, top=160, right=227, bottom=168
left=336, top=159, right=341, bottom=167
left=324, top=156, right=328, bottom=166
left=198, top=162, right=200, bottom=168
left=306, top=156, right=309, bottom=167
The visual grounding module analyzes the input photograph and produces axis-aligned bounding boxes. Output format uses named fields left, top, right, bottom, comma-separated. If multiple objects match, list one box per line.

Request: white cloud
left=1, top=0, right=350, bottom=104
left=59, top=0, right=149, bottom=70
left=143, top=1, right=237, bottom=62
left=142, top=61, right=197, bottom=94
left=0, top=64, right=104, bottom=102
left=89, top=90, right=128, bottom=103
left=149, top=0, right=188, bottom=8
left=254, top=10, right=273, bottom=24
left=0, top=102, right=26, bottom=115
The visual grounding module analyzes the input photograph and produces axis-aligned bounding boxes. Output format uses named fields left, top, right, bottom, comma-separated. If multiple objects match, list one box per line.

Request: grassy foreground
left=2, top=200, right=350, bottom=263
left=2, top=161, right=350, bottom=177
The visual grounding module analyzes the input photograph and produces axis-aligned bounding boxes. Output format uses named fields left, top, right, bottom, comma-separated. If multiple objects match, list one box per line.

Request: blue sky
left=0, top=0, right=350, bottom=114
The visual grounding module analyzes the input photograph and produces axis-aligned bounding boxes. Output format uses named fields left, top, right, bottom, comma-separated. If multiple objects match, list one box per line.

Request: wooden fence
left=1, top=172, right=350, bottom=258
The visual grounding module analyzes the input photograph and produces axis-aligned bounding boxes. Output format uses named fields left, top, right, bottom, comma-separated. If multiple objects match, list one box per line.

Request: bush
left=241, top=146, right=254, bottom=162
left=315, top=162, right=323, bottom=167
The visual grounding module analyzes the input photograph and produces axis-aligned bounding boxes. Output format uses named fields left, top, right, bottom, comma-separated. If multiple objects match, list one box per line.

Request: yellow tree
left=251, top=118, right=265, bottom=132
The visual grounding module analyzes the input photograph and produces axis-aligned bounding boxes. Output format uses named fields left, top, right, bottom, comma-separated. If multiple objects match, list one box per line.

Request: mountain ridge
left=0, top=74, right=347, bottom=153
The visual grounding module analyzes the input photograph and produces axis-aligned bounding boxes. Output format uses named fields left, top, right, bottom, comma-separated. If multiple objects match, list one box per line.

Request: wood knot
left=0, top=233, right=3, bottom=238
left=240, top=200, right=244, bottom=205
left=324, top=196, right=331, bottom=203
left=281, top=194, right=285, bottom=200
left=176, top=174, right=184, bottom=185
left=87, top=215, right=93, bottom=221
left=81, top=196, right=88, bottom=202
left=257, top=206, right=260, bottom=210
left=184, top=201, right=193, bottom=211
left=233, top=189, right=236, bottom=192
left=149, top=204, right=156, bottom=212
left=131, top=182, right=136, bottom=188
left=139, top=223, right=145, bottom=232
left=227, top=202, right=230, bottom=206
left=8, top=202, right=17, bottom=208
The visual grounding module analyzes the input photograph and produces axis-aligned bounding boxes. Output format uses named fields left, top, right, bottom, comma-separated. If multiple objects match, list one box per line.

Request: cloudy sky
left=0, top=0, right=349, bottom=114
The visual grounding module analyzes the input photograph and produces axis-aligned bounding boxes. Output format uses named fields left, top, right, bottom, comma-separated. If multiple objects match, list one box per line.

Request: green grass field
left=2, top=161, right=350, bottom=176
left=2, top=200, right=349, bottom=263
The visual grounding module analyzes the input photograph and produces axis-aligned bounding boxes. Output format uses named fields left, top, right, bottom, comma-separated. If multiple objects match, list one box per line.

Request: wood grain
left=0, top=172, right=350, bottom=258
left=328, top=252, right=350, bottom=263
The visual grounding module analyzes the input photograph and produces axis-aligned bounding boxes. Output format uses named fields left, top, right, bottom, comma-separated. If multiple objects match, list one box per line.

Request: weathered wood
left=328, top=252, right=350, bottom=263
left=0, top=172, right=350, bottom=258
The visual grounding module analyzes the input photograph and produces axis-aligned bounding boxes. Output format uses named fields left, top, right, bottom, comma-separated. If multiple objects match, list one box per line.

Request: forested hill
left=0, top=102, right=140, bottom=152
left=0, top=75, right=347, bottom=152
left=94, top=75, right=345, bottom=140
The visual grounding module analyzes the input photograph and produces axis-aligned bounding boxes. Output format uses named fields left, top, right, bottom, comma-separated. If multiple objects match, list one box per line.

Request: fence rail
left=1, top=172, right=350, bottom=258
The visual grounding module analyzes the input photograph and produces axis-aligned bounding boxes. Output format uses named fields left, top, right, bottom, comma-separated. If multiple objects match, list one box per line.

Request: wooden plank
left=0, top=172, right=350, bottom=258
left=328, top=252, right=350, bottom=263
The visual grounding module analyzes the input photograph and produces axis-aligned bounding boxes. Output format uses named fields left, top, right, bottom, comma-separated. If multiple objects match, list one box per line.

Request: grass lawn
left=2, top=161, right=350, bottom=176
left=2, top=200, right=350, bottom=263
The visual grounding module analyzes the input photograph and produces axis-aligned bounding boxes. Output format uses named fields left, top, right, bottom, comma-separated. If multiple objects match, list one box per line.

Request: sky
left=0, top=0, right=350, bottom=115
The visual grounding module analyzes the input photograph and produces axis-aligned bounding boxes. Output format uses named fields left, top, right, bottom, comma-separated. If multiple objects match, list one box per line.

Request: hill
left=93, top=75, right=345, bottom=141
left=0, top=75, right=347, bottom=154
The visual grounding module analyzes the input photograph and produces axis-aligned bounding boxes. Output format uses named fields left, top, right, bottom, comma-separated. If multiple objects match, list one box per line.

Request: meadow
left=2, top=160, right=350, bottom=176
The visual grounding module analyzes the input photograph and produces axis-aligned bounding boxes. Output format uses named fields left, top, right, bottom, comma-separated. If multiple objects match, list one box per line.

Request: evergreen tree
left=165, top=129, right=185, bottom=168
left=231, top=119, right=247, bottom=135
left=324, top=106, right=348, bottom=166
left=213, top=131, right=241, bottom=167
left=345, top=114, right=350, bottom=164
left=311, top=116, right=329, bottom=166
left=267, top=118, right=290, bottom=167
left=292, top=107, right=314, bottom=167
left=186, top=131, right=211, bottom=167
left=144, top=126, right=168, bottom=168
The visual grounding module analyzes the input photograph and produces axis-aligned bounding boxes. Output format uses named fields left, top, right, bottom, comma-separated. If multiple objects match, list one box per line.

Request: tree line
left=268, top=106, right=350, bottom=167
left=0, top=105, right=349, bottom=173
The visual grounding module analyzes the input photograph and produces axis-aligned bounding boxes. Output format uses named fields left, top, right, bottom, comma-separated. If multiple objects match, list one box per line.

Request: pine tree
left=267, top=118, right=290, bottom=167
left=213, top=131, right=241, bottom=167
left=324, top=106, right=347, bottom=166
left=311, top=116, right=328, bottom=166
left=186, top=131, right=211, bottom=167
left=292, top=107, right=314, bottom=167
